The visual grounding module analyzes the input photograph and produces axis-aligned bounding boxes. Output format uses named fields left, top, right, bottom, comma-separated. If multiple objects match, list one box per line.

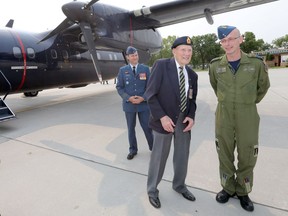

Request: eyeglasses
left=220, top=36, right=241, bottom=44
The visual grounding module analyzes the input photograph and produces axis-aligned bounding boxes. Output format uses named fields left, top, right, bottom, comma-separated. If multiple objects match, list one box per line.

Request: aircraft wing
left=128, top=0, right=278, bottom=29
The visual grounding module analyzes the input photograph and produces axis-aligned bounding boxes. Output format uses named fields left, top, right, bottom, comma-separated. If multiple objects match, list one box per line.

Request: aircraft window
left=95, top=50, right=125, bottom=61
left=27, top=48, right=35, bottom=59
left=62, top=50, right=69, bottom=60
left=13, top=47, right=22, bottom=59
left=51, top=49, right=57, bottom=59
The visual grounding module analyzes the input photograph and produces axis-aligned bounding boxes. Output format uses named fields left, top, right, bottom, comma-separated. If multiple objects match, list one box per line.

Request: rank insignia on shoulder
left=210, top=56, right=221, bottom=64
left=248, top=53, right=264, bottom=61
left=248, top=53, right=256, bottom=57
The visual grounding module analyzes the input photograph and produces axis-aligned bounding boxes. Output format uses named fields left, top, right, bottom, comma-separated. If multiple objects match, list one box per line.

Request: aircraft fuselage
left=0, top=2, right=163, bottom=96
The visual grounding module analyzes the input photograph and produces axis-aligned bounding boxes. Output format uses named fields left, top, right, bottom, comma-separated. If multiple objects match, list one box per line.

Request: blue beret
left=217, top=25, right=236, bottom=39
left=126, top=46, right=137, bottom=55
left=171, top=36, right=193, bottom=49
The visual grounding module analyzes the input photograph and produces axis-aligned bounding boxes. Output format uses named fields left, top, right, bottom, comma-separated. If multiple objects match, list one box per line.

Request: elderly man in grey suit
left=145, top=36, right=198, bottom=209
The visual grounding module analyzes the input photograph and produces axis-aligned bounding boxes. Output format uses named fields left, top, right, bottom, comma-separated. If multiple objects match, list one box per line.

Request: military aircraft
left=0, top=0, right=278, bottom=121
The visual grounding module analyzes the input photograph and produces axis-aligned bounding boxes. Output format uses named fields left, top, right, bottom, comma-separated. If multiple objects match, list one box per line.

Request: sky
left=0, top=0, right=286, bottom=44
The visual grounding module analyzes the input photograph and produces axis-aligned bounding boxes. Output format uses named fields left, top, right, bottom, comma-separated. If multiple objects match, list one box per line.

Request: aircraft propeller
left=39, top=0, right=103, bottom=82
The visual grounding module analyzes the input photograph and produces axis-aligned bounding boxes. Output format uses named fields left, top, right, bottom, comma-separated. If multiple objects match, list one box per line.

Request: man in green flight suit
left=209, top=25, right=270, bottom=212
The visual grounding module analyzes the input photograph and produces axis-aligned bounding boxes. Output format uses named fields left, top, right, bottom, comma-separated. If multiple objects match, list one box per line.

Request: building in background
left=253, top=49, right=288, bottom=67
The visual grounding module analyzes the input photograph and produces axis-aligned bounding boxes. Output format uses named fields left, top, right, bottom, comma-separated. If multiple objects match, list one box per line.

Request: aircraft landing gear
left=23, top=91, right=39, bottom=97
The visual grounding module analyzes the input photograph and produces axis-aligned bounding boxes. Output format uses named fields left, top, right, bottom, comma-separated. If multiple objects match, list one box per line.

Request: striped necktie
left=179, top=67, right=186, bottom=112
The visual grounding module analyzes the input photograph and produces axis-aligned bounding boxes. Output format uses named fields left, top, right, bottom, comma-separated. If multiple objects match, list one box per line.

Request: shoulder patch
left=248, top=53, right=264, bottom=61
left=265, top=63, right=268, bottom=73
left=248, top=53, right=268, bottom=72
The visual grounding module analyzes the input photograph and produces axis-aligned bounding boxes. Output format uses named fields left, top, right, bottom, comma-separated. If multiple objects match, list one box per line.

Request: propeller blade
left=79, top=22, right=102, bottom=82
left=83, top=0, right=99, bottom=10
left=39, top=0, right=102, bottom=82
left=39, top=0, right=99, bottom=43
left=39, top=18, right=74, bottom=43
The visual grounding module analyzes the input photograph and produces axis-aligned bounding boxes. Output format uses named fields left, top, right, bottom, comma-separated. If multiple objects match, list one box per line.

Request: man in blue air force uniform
left=116, top=46, right=153, bottom=160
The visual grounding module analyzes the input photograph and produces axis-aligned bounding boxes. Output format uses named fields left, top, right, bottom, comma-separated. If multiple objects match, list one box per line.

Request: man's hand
left=129, top=96, right=144, bottom=104
left=160, top=115, right=175, bottom=133
left=183, top=117, right=194, bottom=132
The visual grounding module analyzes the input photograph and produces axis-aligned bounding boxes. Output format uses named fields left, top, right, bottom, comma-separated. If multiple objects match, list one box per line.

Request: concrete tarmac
left=0, top=68, right=287, bottom=216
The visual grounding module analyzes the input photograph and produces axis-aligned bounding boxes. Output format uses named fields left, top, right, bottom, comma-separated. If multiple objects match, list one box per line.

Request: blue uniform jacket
left=145, top=58, right=198, bottom=134
left=116, top=63, right=150, bottom=112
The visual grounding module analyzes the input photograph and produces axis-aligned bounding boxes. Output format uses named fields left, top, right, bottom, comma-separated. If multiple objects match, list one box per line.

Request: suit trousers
left=125, top=110, right=153, bottom=154
left=147, top=113, right=191, bottom=198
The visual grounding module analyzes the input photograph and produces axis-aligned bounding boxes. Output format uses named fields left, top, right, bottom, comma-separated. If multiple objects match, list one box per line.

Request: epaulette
left=248, top=53, right=268, bottom=72
left=210, top=56, right=222, bottom=64
left=248, top=53, right=264, bottom=61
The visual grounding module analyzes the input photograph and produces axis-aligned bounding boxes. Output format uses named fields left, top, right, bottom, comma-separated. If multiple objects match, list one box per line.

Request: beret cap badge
left=171, top=36, right=193, bottom=49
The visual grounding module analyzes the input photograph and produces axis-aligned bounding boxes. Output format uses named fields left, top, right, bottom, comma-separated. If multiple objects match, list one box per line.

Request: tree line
left=147, top=33, right=288, bottom=70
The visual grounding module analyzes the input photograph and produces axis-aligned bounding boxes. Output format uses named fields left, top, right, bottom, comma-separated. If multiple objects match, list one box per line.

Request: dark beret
left=126, top=46, right=137, bottom=55
left=217, top=25, right=236, bottom=39
left=171, top=36, right=193, bottom=49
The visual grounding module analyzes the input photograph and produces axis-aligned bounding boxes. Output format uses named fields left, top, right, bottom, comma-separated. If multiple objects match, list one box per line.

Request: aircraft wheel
left=23, top=91, right=39, bottom=97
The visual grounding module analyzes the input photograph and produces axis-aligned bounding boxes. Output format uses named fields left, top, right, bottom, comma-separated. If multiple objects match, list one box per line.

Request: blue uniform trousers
left=125, top=110, right=153, bottom=154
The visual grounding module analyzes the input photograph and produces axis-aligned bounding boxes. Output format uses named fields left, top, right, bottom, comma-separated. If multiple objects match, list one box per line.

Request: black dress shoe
left=149, top=196, right=161, bottom=208
left=127, top=152, right=137, bottom=160
left=182, top=191, right=196, bottom=201
left=237, top=195, right=254, bottom=212
left=216, top=189, right=234, bottom=203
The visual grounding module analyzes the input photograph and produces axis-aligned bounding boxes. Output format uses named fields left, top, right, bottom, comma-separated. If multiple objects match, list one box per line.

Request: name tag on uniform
left=189, top=88, right=193, bottom=99
left=216, top=67, right=226, bottom=74
left=139, top=73, right=147, bottom=80
left=243, top=66, right=256, bottom=73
